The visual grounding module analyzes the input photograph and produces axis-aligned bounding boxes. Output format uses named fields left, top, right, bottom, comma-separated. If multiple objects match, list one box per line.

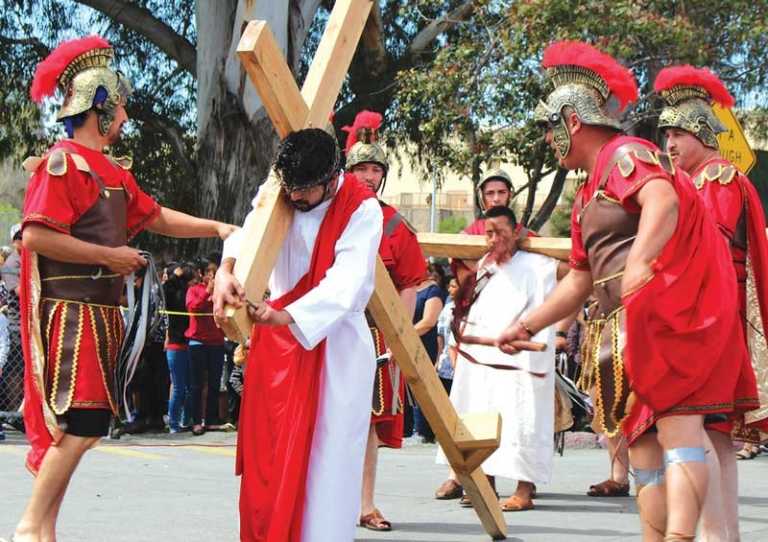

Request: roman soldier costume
left=344, top=111, right=427, bottom=448
left=21, top=36, right=160, bottom=473
left=655, top=65, right=768, bottom=439
left=536, top=41, right=757, bottom=443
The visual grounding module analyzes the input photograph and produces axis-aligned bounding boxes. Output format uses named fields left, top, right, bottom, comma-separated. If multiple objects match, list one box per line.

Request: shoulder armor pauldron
left=617, top=148, right=675, bottom=179
left=23, top=150, right=92, bottom=177
left=694, top=163, right=736, bottom=189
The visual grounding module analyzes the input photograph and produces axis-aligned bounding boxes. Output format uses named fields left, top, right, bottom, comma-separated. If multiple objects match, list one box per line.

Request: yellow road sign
left=713, top=104, right=756, bottom=174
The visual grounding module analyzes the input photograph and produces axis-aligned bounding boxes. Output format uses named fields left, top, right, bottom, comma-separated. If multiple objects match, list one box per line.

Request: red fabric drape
left=236, top=175, right=373, bottom=542
left=622, top=162, right=748, bottom=414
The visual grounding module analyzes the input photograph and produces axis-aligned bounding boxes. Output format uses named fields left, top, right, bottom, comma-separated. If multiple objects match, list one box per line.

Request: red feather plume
left=30, top=35, right=111, bottom=103
left=653, top=65, right=734, bottom=108
left=342, top=110, right=383, bottom=153
left=542, top=41, right=638, bottom=110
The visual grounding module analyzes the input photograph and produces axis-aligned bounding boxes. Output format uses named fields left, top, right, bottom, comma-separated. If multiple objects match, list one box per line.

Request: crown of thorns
left=273, top=129, right=342, bottom=191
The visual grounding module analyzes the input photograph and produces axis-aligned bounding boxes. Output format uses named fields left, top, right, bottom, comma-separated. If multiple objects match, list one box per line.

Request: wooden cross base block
left=226, top=2, right=508, bottom=538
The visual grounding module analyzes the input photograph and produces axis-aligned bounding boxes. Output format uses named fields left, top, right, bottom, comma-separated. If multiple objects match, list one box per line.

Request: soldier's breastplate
left=580, top=191, right=639, bottom=316
left=39, top=186, right=128, bottom=305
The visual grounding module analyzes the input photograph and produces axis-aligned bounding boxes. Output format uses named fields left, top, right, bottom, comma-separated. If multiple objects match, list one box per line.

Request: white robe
left=223, top=174, right=382, bottom=541
left=437, top=250, right=557, bottom=484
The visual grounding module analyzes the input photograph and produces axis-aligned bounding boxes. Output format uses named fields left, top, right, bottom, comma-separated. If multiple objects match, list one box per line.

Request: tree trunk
left=195, top=0, right=320, bottom=254
left=529, top=167, right=568, bottom=232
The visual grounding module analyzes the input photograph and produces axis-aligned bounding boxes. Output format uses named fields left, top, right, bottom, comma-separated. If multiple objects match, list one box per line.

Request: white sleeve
left=284, top=198, right=383, bottom=349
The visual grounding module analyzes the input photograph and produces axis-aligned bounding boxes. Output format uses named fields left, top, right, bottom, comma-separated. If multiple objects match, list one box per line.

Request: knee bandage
left=664, top=447, right=706, bottom=466
left=634, top=467, right=665, bottom=487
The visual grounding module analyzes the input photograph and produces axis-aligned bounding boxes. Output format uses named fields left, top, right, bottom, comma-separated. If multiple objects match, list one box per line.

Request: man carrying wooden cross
left=342, top=110, right=427, bottom=532
left=438, top=205, right=558, bottom=513
left=214, top=128, right=383, bottom=541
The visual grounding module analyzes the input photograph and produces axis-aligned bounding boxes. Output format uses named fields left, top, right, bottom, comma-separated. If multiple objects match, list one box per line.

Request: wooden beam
left=366, top=259, right=507, bottom=538
left=454, top=413, right=502, bottom=451
left=221, top=175, right=293, bottom=342
left=417, top=232, right=572, bottom=261
left=456, top=468, right=508, bottom=540
left=237, top=21, right=308, bottom=139
left=418, top=232, right=486, bottom=259
left=300, top=0, right=374, bottom=128
left=521, top=236, right=571, bottom=261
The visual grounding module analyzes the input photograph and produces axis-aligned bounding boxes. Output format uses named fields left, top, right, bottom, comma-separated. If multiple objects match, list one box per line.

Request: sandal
left=191, top=425, right=205, bottom=436
left=736, top=444, right=759, bottom=460
left=435, top=479, right=463, bottom=500
left=500, top=495, right=534, bottom=512
left=587, top=479, right=630, bottom=497
left=358, top=508, right=392, bottom=531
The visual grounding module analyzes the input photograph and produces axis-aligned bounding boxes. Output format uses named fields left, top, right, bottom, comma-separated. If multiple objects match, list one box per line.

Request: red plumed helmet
left=654, top=65, right=734, bottom=108
left=342, top=110, right=383, bottom=153
left=30, top=35, right=111, bottom=103
left=542, top=40, right=638, bottom=110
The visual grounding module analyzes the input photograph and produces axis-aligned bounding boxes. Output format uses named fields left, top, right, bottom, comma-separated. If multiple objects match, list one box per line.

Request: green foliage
left=0, top=201, right=21, bottom=247
left=547, top=185, right=576, bottom=237
left=386, top=0, right=768, bottom=223
left=438, top=214, right=468, bottom=233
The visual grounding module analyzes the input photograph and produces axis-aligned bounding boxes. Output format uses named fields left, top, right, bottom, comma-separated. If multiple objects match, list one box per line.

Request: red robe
left=692, top=157, right=768, bottom=436
left=20, top=140, right=159, bottom=474
left=236, top=176, right=374, bottom=542
left=371, top=202, right=426, bottom=448
left=568, top=135, right=756, bottom=443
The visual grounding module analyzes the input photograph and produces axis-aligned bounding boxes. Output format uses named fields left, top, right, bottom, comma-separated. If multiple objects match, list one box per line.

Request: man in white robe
left=437, top=205, right=557, bottom=512
left=214, top=128, right=382, bottom=541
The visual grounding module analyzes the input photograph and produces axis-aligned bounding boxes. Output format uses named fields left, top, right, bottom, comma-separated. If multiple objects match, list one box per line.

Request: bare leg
left=360, top=424, right=380, bottom=516
left=656, top=415, right=708, bottom=541
left=698, top=430, right=729, bottom=541
left=700, top=430, right=739, bottom=541
left=14, top=435, right=99, bottom=542
left=608, top=434, right=630, bottom=484
left=629, top=433, right=666, bottom=542
left=39, top=481, right=69, bottom=542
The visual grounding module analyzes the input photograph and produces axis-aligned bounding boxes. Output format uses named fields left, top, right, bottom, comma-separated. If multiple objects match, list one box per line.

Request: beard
left=106, top=121, right=125, bottom=145
left=289, top=199, right=312, bottom=212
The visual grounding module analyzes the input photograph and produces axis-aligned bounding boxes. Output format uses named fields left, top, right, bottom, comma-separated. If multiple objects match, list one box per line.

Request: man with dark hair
left=464, top=170, right=515, bottom=234
left=437, top=203, right=558, bottom=513
left=14, top=36, right=236, bottom=542
left=214, top=127, right=383, bottom=541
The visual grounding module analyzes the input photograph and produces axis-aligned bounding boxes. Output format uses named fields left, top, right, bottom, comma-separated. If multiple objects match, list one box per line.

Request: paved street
left=1, top=429, right=767, bottom=541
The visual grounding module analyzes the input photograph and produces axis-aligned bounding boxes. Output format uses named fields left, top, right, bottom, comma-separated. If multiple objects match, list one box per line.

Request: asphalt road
left=2, top=430, right=767, bottom=541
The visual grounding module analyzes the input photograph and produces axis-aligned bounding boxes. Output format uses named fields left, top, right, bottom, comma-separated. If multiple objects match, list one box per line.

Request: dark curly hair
left=273, top=128, right=340, bottom=191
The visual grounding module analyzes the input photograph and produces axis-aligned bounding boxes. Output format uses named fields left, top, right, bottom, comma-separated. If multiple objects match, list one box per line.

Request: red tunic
left=569, top=136, right=756, bottom=444
left=20, top=140, right=159, bottom=473
left=692, top=157, right=768, bottom=437
left=371, top=203, right=427, bottom=448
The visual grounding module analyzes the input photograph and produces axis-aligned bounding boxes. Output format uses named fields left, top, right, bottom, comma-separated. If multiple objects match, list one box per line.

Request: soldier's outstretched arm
left=147, top=206, right=238, bottom=240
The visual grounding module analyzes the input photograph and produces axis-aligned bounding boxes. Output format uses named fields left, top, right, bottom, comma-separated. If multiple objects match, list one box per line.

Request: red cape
left=236, top=175, right=374, bottom=542
left=622, top=161, right=748, bottom=414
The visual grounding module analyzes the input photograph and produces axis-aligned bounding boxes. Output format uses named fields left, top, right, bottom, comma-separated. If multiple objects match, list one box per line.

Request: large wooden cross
left=223, top=1, right=508, bottom=538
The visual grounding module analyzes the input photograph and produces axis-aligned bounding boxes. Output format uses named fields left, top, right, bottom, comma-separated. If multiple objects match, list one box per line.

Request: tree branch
left=407, top=1, right=475, bottom=59
left=74, top=0, right=197, bottom=76
left=126, top=102, right=196, bottom=179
